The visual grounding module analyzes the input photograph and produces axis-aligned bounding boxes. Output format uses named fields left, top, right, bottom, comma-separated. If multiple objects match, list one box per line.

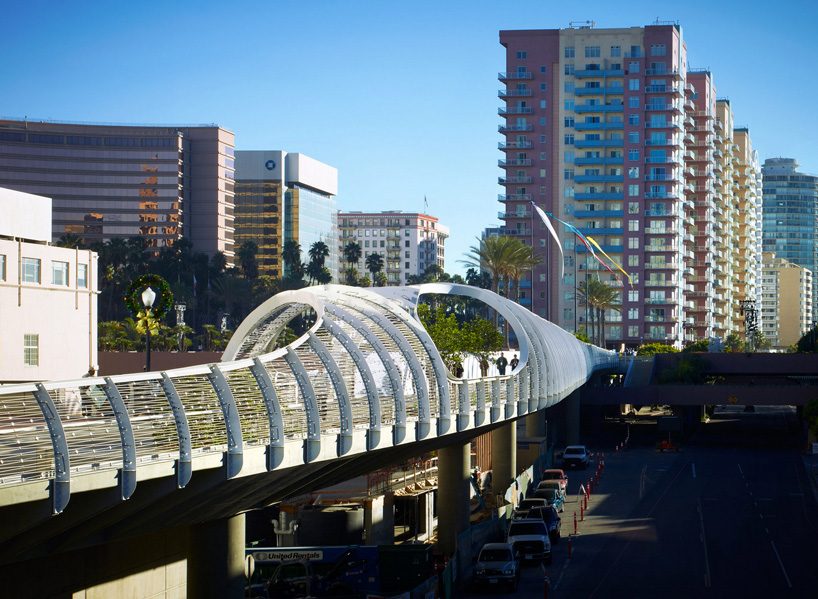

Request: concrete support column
left=525, top=410, right=546, bottom=438
left=491, top=421, right=517, bottom=499
left=364, top=492, right=395, bottom=545
left=564, top=390, right=581, bottom=445
left=188, top=514, right=246, bottom=599
left=437, top=442, right=470, bottom=556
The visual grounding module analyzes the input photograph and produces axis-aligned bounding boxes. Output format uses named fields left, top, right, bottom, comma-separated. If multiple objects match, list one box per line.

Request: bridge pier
left=564, top=389, right=581, bottom=445
left=436, top=441, right=470, bottom=555
left=188, top=513, right=246, bottom=599
left=525, top=410, right=547, bottom=437
left=491, top=421, right=517, bottom=499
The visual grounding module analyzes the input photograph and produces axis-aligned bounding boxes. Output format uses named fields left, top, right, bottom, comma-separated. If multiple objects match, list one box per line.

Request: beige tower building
left=760, top=253, right=813, bottom=348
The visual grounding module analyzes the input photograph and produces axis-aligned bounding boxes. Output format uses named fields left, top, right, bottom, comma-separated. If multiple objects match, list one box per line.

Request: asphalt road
left=464, top=406, right=818, bottom=598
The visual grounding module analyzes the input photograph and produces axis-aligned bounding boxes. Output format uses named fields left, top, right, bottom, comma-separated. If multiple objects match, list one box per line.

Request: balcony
left=644, top=244, right=679, bottom=252
left=644, top=191, right=681, bottom=199
left=646, top=121, right=683, bottom=130
left=574, top=103, right=624, bottom=113
left=498, top=175, right=532, bottom=184
left=574, top=156, right=624, bottom=165
left=575, top=139, right=623, bottom=148
left=645, top=156, right=681, bottom=164
left=498, top=193, right=531, bottom=202
left=498, top=106, right=534, bottom=116
left=498, top=158, right=532, bottom=167
left=574, top=86, right=625, bottom=96
left=645, top=279, right=678, bottom=287
left=645, top=138, right=680, bottom=146
left=577, top=227, right=624, bottom=236
left=576, top=243, right=623, bottom=253
left=645, top=68, right=682, bottom=78
left=645, top=296, right=678, bottom=305
left=644, top=209, right=676, bottom=217
left=498, top=88, right=532, bottom=98
left=498, top=140, right=533, bottom=150
left=645, top=226, right=678, bottom=235
left=644, top=173, right=677, bottom=182
left=645, top=85, right=683, bottom=95
left=575, top=174, right=624, bottom=183
left=498, top=211, right=531, bottom=219
left=645, top=103, right=678, bottom=112
left=646, top=261, right=679, bottom=270
left=498, top=71, right=533, bottom=81
left=498, top=124, right=533, bottom=133
left=574, top=121, right=624, bottom=130
left=572, top=209, right=623, bottom=218
left=574, top=68, right=625, bottom=78
left=574, top=192, right=623, bottom=200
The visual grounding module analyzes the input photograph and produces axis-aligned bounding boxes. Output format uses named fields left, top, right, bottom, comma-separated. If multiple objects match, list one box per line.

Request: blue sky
left=2, top=0, right=816, bottom=274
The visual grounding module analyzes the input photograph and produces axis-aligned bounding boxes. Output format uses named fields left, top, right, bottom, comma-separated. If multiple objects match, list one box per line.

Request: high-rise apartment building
left=338, top=211, right=448, bottom=285
left=0, top=118, right=235, bottom=258
left=761, top=158, right=818, bottom=322
left=498, top=23, right=761, bottom=347
left=234, top=151, right=338, bottom=279
left=760, top=253, right=813, bottom=348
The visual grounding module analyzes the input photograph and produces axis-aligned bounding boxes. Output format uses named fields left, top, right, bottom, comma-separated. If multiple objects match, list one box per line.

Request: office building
left=498, top=23, right=761, bottom=347
left=760, top=253, right=813, bottom=348
left=0, top=187, right=98, bottom=382
left=762, top=158, right=818, bottom=321
left=338, top=211, right=448, bottom=285
left=0, top=118, right=235, bottom=258
left=235, top=151, right=338, bottom=279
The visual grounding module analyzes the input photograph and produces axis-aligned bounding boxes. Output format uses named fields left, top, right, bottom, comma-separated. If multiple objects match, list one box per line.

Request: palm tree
left=56, top=232, right=84, bottom=249
left=343, top=241, right=362, bottom=285
left=237, top=240, right=259, bottom=279
left=577, top=277, right=620, bottom=347
left=308, top=241, right=330, bottom=267
left=505, top=240, right=541, bottom=304
left=460, top=236, right=517, bottom=299
left=365, top=253, right=385, bottom=282
left=282, top=240, right=303, bottom=280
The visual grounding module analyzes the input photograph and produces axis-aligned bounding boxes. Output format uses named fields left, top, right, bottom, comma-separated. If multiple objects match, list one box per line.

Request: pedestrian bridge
left=0, top=284, right=619, bottom=564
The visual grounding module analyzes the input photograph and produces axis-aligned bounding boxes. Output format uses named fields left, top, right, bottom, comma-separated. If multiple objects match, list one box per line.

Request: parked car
left=506, top=518, right=552, bottom=564
left=518, top=498, right=548, bottom=511
left=473, top=542, right=521, bottom=591
left=536, top=480, right=566, bottom=498
left=541, top=469, right=568, bottom=492
left=532, top=487, right=564, bottom=512
left=562, top=445, right=590, bottom=469
left=528, top=506, right=562, bottom=543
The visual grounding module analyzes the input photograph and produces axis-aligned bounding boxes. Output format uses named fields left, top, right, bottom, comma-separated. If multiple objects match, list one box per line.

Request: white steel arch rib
left=0, top=284, right=620, bottom=514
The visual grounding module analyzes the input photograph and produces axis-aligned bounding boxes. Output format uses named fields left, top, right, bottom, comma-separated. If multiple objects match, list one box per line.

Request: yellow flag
left=586, top=236, right=633, bottom=286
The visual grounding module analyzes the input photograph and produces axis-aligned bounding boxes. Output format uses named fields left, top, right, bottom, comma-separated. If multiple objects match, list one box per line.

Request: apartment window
left=405, top=230, right=410, bottom=236
left=540, top=83, right=547, bottom=91
left=628, top=61, right=640, bottom=74
left=52, top=261, right=69, bottom=286
left=628, top=114, right=640, bottom=125
left=565, top=46, right=575, bottom=58
left=628, top=96, right=640, bottom=108
left=628, top=289, right=639, bottom=302
left=365, top=240, right=370, bottom=248
left=628, top=237, right=640, bottom=249
left=650, top=44, right=667, bottom=57
left=405, top=240, right=410, bottom=247
left=539, top=117, right=546, bottom=126
left=564, top=82, right=574, bottom=93
left=628, top=79, right=640, bottom=91
left=628, top=149, right=640, bottom=161
left=540, top=99, right=547, bottom=109
left=24, top=334, right=39, bottom=366
left=564, top=169, right=574, bottom=180
left=540, top=135, right=546, bottom=143
left=563, top=150, right=574, bottom=161
left=405, top=262, right=410, bottom=269
left=628, top=254, right=640, bottom=266
left=564, top=134, right=575, bottom=145
left=629, top=46, right=642, bottom=57
left=585, top=46, right=601, bottom=58
left=564, top=100, right=575, bottom=111
left=0, top=254, right=5, bottom=281
left=628, top=326, right=640, bottom=338
left=628, top=167, right=640, bottom=179
left=564, top=117, right=575, bottom=127
left=539, top=152, right=547, bottom=160
left=540, top=65, right=547, bottom=73
left=611, top=45, right=621, bottom=57
left=564, top=64, right=574, bottom=75
left=540, top=168, right=547, bottom=177
left=628, top=131, right=640, bottom=144
left=628, top=219, right=640, bottom=232
left=516, top=51, right=528, bottom=59
left=22, top=257, right=41, bottom=283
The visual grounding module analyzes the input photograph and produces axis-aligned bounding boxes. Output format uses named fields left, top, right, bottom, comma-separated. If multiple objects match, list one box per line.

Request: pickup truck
left=506, top=518, right=552, bottom=564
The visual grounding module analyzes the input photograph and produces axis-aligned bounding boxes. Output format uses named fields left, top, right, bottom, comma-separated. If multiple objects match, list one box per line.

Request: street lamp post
left=175, top=302, right=187, bottom=352
left=141, top=286, right=156, bottom=372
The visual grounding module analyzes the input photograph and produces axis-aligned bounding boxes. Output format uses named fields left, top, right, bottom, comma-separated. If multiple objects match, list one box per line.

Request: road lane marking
left=639, top=465, right=647, bottom=500
left=738, top=463, right=744, bottom=477
left=770, top=540, right=792, bottom=588
left=697, top=499, right=712, bottom=588
left=691, top=463, right=696, bottom=479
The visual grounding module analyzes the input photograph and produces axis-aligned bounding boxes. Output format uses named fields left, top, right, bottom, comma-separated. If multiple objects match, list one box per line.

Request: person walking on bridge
left=510, top=354, right=519, bottom=371
left=496, top=354, right=508, bottom=375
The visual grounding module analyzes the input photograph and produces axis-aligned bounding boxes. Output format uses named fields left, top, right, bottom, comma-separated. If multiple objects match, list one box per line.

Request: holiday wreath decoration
left=124, top=274, right=174, bottom=320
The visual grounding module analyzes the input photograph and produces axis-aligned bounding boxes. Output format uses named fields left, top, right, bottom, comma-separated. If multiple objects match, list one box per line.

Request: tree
left=636, top=342, right=679, bottom=356
left=343, top=242, right=362, bottom=284
left=373, top=271, right=388, bottom=287
left=577, top=277, right=621, bottom=347
left=308, top=241, right=330, bottom=267
left=282, top=240, right=304, bottom=280
left=237, top=240, right=259, bottom=280
left=682, top=339, right=710, bottom=353
left=723, top=333, right=744, bottom=353
left=574, top=327, right=591, bottom=343
left=463, top=317, right=504, bottom=363
left=365, top=253, right=385, bottom=279
left=417, top=303, right=464, bottom=370
left=796, top=325, right=818, bottom=353
left=56, top=232, right=84, bottom=249
left=465, top=267, right=492, bottom=290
